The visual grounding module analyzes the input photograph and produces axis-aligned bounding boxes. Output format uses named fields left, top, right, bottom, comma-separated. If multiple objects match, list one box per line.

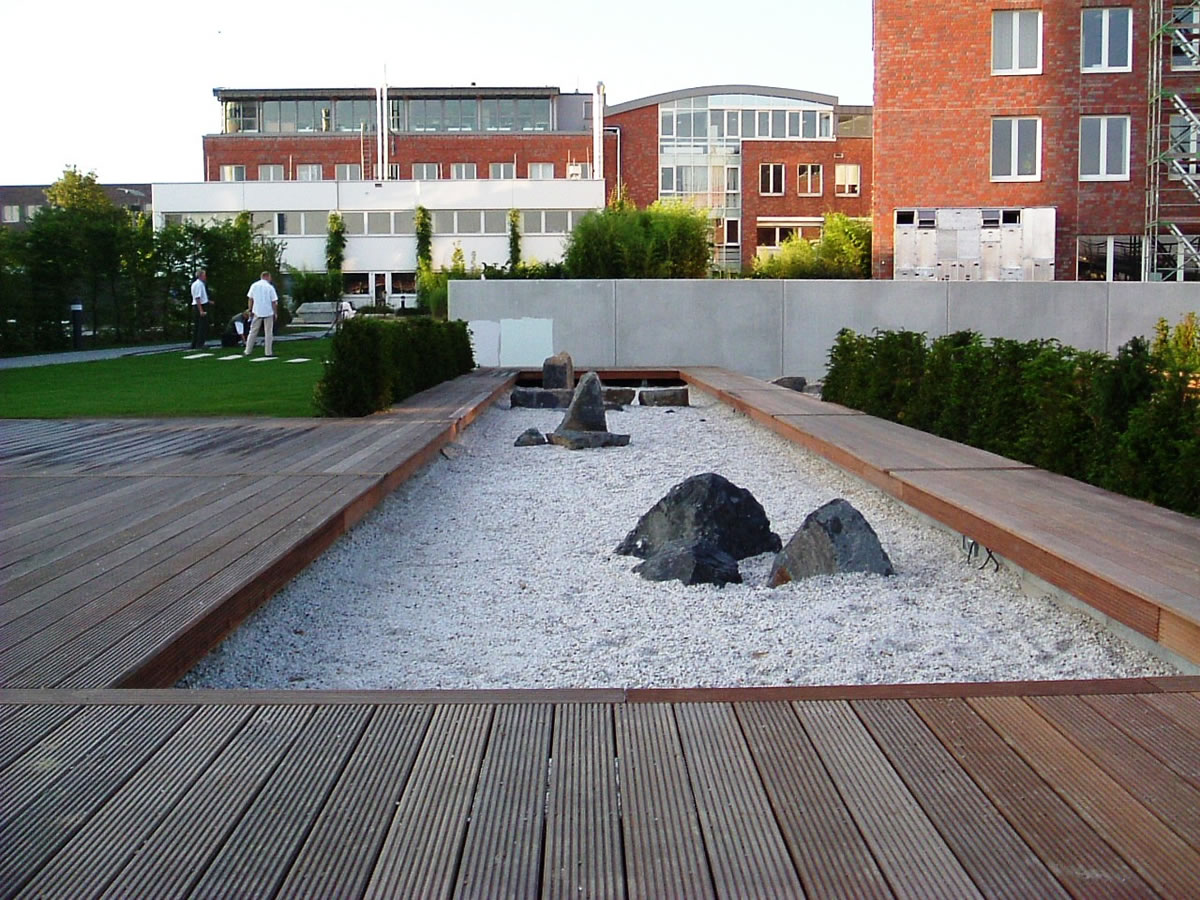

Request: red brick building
left=202, top=84, right=873, bottom=272
left=872, top=1, right=1199, bottom=281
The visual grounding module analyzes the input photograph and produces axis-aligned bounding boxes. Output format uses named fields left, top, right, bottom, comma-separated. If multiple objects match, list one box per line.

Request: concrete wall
left=451, top=280, right=1199, bottom=377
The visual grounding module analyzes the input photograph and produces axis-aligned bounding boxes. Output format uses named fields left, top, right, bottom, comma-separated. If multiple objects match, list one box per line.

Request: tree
left=562, top=199, right=711, bottom=278
left=753, top=213, right=872, bottom=279
left=507, top=208, right=521, bottom=269
left=414, top=206, right=432, bottom=270
left=44, top=167, right=114, bottom=214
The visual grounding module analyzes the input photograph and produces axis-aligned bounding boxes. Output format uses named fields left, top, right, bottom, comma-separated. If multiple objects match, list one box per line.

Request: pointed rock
left=768, top=498, right=894, bottom=586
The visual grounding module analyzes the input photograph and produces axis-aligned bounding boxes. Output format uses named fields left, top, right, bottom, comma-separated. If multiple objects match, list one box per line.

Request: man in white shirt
left=190, top=270, right=210, bottom=349
left=244, top=271, right=280, bottom=357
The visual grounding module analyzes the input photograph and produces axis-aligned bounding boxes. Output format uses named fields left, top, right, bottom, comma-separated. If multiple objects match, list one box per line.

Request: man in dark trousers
left=190, top=269, right=210, bottom=349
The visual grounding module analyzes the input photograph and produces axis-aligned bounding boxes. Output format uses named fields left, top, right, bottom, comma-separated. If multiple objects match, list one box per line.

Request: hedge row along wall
left=821, top=316, right=1199, bottom=517
left=315, top=317, right=475, bottom=417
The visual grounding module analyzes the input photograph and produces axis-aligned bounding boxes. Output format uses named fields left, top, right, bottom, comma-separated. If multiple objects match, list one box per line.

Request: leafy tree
left=507, top=208, right=521, bottom=269
left=753, top=213, right=871, bottom=279
left=325, top=211, right=346, bottom=291
left=44, top=167, right=114, bottom=214
left=414, top=206, right=432, bottom=270
left=562, top=198, right=710, bottom=278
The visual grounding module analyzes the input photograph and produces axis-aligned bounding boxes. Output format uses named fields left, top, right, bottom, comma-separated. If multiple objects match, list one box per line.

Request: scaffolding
left=1145, top=1, right=1200, bottom=280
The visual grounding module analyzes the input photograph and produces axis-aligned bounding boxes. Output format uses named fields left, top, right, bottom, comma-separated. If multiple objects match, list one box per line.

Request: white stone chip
left=180, top=389, right=1178, bottom=690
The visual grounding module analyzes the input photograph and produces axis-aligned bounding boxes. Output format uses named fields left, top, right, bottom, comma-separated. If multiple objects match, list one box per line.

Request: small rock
left=542, top=352, right=575, bottom=390
left=633, top=540, right=742, bottom=587
left=638, top=387, right=690, bottom=406
left=546, top=430, right=631, bottom=450
left=772, top=376, right=808, bottom=393
left=514, top=428, right=547, bottom=447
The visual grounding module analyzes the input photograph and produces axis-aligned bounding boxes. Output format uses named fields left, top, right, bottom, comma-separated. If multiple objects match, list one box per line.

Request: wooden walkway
left=0, top=680, right=1198, bottom=898
left=681, top=367, right=1200, bottom=667
left=0, top=369, right=517, bottom=690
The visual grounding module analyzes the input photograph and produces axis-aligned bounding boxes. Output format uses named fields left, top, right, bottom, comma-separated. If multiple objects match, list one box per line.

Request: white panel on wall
left=499, top=318, right=554, bottom=366
left=468, top=320, right=501, bottom=367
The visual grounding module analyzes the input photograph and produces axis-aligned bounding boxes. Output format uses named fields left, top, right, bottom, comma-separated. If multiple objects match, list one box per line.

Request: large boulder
left=616, top=473, right=781, bottom=560
left=510, top=387, right=574, bottom=409
left=768, top=498, right=894, bottom=586
left=633, top=540, right=742, bottom=587
left=547, top=371, right=630, bottom=450
left=542, top=352, right=575, bottom=390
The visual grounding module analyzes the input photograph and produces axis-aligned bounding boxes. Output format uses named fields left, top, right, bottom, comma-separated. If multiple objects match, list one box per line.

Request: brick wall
left=873, top=0, right=1149, bottom=280
left=602, top=105, right=660, bottom=206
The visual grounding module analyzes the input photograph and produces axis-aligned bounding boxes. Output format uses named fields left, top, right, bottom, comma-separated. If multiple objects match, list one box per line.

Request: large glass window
left=334, top=164, right=362, bottom=181
left=993, top=9, right=1042, bottom=74
left=484, top=209, right=508, bottom=233
left=335, top=99, right=375, bottom=132
left=296, top=100, right=331, bottom=133
left=1080, top=115, right=1129, bottom=180
left=760, top=163, right=784, bottom=195
left=1081, top=8, right=1132, bottom=71
left=1078, top=235, right=1143, bottom=280
left=219, top=165, right=246, bottom=182
left=991, top=117, right=1041, bottom=180
left=451, top=163, right=477, bottom=180
left=296, top=164, right=323, bottom=182
left=412, top=163, right=440, bottom=180
left=1173, top=6, right=1200, bottom=70
left=528, top=162, right=554, bottom=180
left=544, top=210, right=569, bottom=233
left=258, top=164, right=284, bottom=182
left=302, top=211, right=328, bottom=235
left=482, top=99, right=516, bottom=131
left=223, top=102, right=257, bottom=133
left=489, top=162, right=516, bottom=179
left=457, top=210, right=482, bottom=233
left=367, top=212, right=391, bottom=235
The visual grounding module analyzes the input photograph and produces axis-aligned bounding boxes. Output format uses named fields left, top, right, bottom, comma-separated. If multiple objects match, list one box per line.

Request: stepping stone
left=218, top=355, right=242, bottom=361
left=250, top=356, right=278, bottom=363
left=182, top=353, right=214, bottom=359
left=287, top=358, right=311, bottom=363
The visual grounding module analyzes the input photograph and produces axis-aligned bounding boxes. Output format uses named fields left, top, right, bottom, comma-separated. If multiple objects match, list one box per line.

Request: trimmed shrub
left=314, top=316, right=475, bottom=417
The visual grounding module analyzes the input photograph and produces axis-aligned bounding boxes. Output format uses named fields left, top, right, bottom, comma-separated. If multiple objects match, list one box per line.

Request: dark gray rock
left=514, top=428, right=547, bottom=447
left=616, top=473, right=781, bottom=560
left=768, top=498, right=894, bottom=586
left=542, top=352, right=575, bottom=390
left=633, top=540, right=742, bottom=587
left=772, top=376, right=808, bottom=393
left=510, top=387, right=574, bottom=409
left=546, top=430, right=631, bottom=450
left=604, top=387, right=637, bottom=407
left=638, top=387, right=690, bottom=406
left=556, top=371, right=609, bottom=432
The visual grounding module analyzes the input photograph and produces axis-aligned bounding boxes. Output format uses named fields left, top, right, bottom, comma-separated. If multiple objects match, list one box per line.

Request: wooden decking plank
left=0, top=704, right=141, bottom=830
left=278, top=705, right=432, bottom=898
left=968, top=695, right=1200, bottom=897
left=0, top=704, right=195, bottom=897
left=793, top=699, right=982, bottom=899
left=1029, top=694, right=1200, bottom=846
left=0, top=475, right=96, bottom=521
left=0, top=472, right=168, bottom=548
left=542, top=703, right=625, bottom=900
left=14, top=705, right=251, bottom=900
left=0, top=476, right=245, bottom=595
left=1142, top=690, right=1200, bottom=731
left=0, top=473, right=318, bottom=677
left=455, top=703, right=553, bottom=899
left=735, top=701, right=892, bottom=899
left=189, top=705, right=373, bottom=899
left=614, top=703, right=715, bottom=900
left=910, top=697, right=1153, bottom=898
left=0, top=703, right=79, bottom=770
left=45, top=477, right=357, bottom=689
left=364, top=704, right=494, bottom=899
left=852, top=699, right=1068, bottom=899
left=0, top=474, right=289, bottom=633
left=95, top=705, right=312, bottom=899
left=1081, top=693, right=1200, bottom=790
left=321, top=419, right=446, bottom=475
left=673, top=702, right=802, bottom=898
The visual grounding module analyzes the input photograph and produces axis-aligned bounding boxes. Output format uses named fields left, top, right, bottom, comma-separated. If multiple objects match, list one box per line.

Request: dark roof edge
left=605, top=85, right=840, bottom=115
left=836, top=104, right=873, bottom=115
left=213, top=86, right=576, bottom=101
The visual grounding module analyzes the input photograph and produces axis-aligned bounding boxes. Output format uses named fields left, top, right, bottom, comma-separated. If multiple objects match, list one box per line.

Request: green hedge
left=314, top=316, right=475, bottom=417
left=821, top=317, right=1200, bottom=516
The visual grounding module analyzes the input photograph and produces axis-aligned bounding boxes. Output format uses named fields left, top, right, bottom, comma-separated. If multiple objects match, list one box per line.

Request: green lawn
left=1, top=339, right=332, bottom=418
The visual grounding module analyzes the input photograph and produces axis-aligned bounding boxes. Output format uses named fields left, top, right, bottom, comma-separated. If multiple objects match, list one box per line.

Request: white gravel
left=180, top=388, right=1177, bottom=689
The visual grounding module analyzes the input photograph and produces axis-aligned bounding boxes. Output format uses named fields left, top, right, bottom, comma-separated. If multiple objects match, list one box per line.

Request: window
left=566, top=162, right=591, bottom=179
left=275, top=212, right=302, bottom=235
left=432, top=210, right=454, bottom=233
left=1078, top=235, right=1143, bottom=280
left=219, top=165, right=246, bottom=182
left=296, top=164, right=323, bottom=182
left=335, top=99, right=374, bottom=132
left=528, top=162, right=554, bottom=180
left=725, top=219, right=740, bottom=245
left=759, top=163, right=784, bottom=195
left=991, top=117, right=1041, bottom=180
left=992, top=9, right=1042, bottom=74
left=301, top=211, right=328, bottom=235
left=1172, top=6, right=1200, bottom=70
left=258, top=164, right=284, bottom=182
left=388, top=99, right=405, bottom=132
left=457, top=210, right=482, bottom=234
left=335, top=164, right=362, bottom=181
left=1170, top=114, right=1200, bottom=177
left=756, top=225, right=797, bottom=248
left=489, top=162, right=516, bottom=179
left=798, top=110, right=833, bottom=139
left=223, top=101, right=257, bottom=133
left=522, top=210, right=544, bottom=234
left=483, top=209, right=508, bottom=233
left=295, top=100, right=332, bottom=133
left=1080, top=116, right=1129, bottom=180
left=797, top=163, right=822, bottom=195
left=1081, top=8, right=1131, bottom=71
left=340, top=212, right=365, bottom=235
left=544, top=210, right=569, bottom=233
left=395, top=210, right=415, bottom=234
left=24, top=204, right=42, bottom=219
left=2, top=205, right=19, bottom=223
left=835, top=163, right=861, bottom=196
left=450, top=163, right=477, bottom=180
left=412, top=163, right=440, bottom=180
left=367, top=212, right=391, bottom=235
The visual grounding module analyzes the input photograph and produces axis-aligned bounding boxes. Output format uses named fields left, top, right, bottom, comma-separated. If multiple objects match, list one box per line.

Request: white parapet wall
left=450, top=279, right=1199, bottom=378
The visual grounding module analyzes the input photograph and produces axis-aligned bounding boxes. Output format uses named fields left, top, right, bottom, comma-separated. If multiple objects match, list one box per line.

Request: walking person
left=243, top=271, right=279, bottom=358
left=190, top=269, right=210, bottom=349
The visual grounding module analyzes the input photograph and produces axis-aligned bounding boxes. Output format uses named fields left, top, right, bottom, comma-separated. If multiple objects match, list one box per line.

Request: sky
left=2, top=0, right=875, bottom=186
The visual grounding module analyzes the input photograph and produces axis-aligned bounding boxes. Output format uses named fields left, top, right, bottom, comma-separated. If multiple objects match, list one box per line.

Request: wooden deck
left=0, top=369, right=517, bottom=690
left=681, top=367, right=1200, bottom=667
left=0, top=679, right=1198, bottom=898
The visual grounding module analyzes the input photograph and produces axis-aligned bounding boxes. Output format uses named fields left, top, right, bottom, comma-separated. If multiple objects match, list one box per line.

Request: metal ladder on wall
left=1146, top=1, right=1200, bottom=280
